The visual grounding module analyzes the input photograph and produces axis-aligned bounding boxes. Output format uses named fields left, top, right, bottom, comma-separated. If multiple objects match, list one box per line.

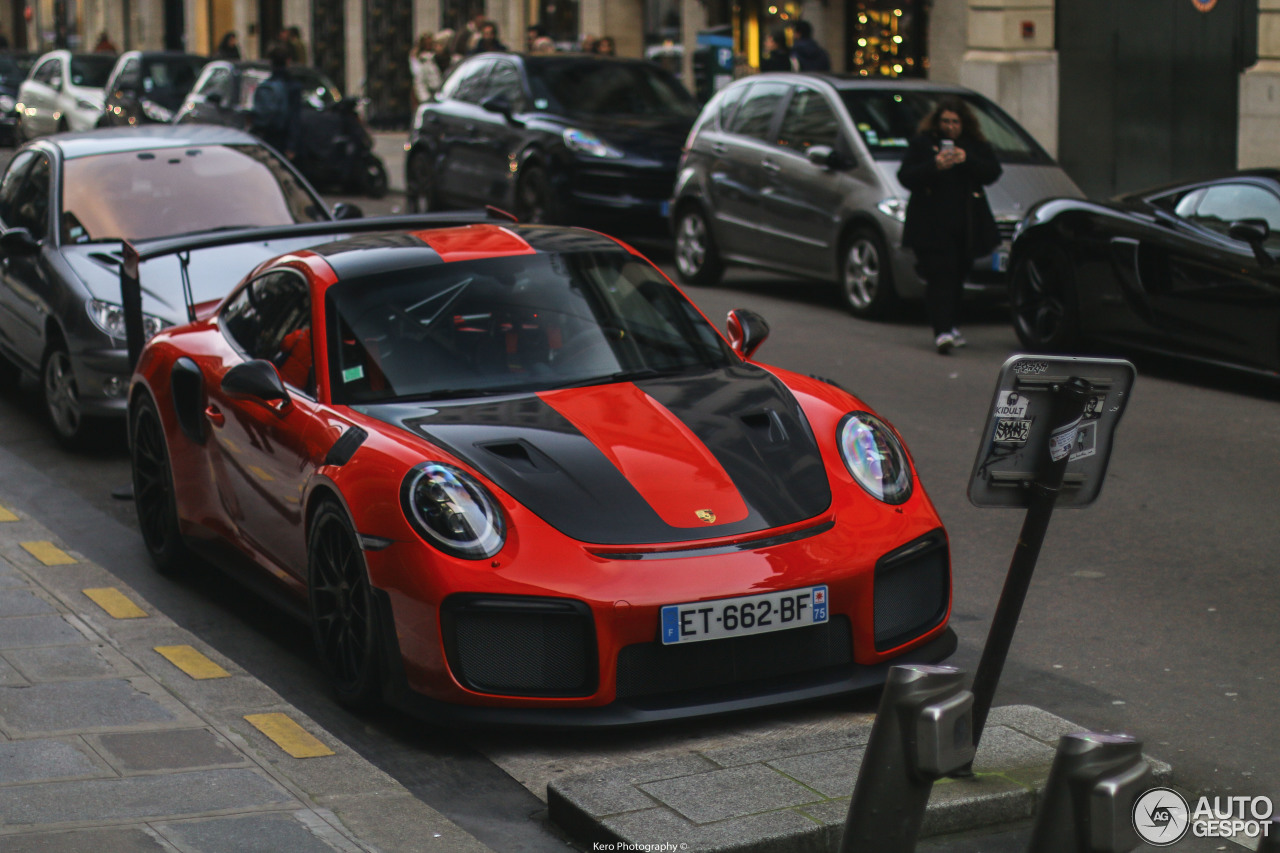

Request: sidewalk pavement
left=372, top=131, right=407, bottom=195
left=0, top=497, right=492, bottom=852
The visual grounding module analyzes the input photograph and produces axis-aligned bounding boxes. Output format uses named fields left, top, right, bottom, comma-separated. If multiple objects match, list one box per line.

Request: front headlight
left=876, top=197, right=907, bottom=222
left=401, top=462, right=506, bottom=559
left=86, top=299, right=170, bottom=341
left=140, top=99, right=174, bottom=122
left=837, top=412, right=913, bottom=504
left=562, top=127, right=624, bottom=159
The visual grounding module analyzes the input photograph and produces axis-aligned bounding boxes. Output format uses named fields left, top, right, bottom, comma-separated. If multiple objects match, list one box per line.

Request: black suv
left=98, top=51, right=208, bottom=127
left=405, top=53, right=698, bottom=234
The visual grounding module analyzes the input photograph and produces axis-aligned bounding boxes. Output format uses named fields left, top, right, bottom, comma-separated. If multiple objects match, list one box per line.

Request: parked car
left=0, top=52, right=36, bottom=145
left=671, top=74, right=1084, bottom=318
left=128, top=216, right=955, bottom=723
left=0, top=125, right=346, bottom=448
left=97, top=51, right=208, bottom=127
left=1009, top=170, right=1280, bottom=377
left=15, top=50, right=115, bottom=139
left=172, top=59, right=385, bottom=197
left=405, top=53, right=699, bottom=234
left=173, top=59, right=342, bottom=128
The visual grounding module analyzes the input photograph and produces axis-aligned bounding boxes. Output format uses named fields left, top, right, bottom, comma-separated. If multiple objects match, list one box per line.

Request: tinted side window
left=118, top=58, right=141, bottom=90
left=9, top=155, right=50, bottom=241
left=33, top=59, right=58, bottom=85
left=446, top=59, right=493, bottom=103
left=0, top=151, right=37, bottom=224
left=486, top=61, right=525, bottom=108
left=221, top=271, right=313, bottom=393
left=197, top=66, right=233, bottom=102
left=714, top=84, right=747, bottom=131
left=777, top=88, right=839, bottom=153
left=729, top=81, right=787, bottom=141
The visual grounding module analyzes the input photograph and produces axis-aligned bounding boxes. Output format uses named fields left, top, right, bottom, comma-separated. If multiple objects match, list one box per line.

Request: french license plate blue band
left=660, top=585, right=829, bottom=645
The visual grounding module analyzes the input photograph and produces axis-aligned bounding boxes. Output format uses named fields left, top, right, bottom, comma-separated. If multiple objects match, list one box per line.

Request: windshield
left=327, top=251, right=735, bottom=404
left=60, top=144, right=327, bottom=243
left=528, top=59, right=697, bottom=118
left=839, top=89, right=1051, bottom=164
left=140, top=57, right=206, bottom=111
left=69, top=54, right=116, bottom=88
left=0, top=56, right=24, bottom=86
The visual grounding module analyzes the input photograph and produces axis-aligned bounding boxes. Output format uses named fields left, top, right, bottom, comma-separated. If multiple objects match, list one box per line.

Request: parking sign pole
left=968, top=377, right=1092, bottom=751
left=1028, top=732, right=1151, bottom=853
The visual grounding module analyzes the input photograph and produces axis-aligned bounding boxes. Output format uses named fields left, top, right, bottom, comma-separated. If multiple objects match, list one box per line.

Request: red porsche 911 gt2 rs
left=128, top=215, right=955, bottom=725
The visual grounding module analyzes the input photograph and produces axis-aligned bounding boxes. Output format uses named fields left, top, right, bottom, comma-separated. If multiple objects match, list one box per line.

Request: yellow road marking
left=0, top=504, right=18, bottom=522
left=83, top=587, right=148, bottom=619
left=244, top=713, right=335, bottom=758
left=155, top=645, right=230, bottom=679
left=21, top=541, right=76, bottom=565
left=247, top=465, right=275, bottom=481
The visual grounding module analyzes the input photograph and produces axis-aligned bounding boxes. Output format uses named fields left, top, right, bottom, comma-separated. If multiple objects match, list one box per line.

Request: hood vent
left=740, top=409, right=789, bottom=446
left=478, top=439, right=558, bottom=475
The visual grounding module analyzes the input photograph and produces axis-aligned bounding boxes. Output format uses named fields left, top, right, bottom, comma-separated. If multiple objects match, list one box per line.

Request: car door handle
left=205, top=404, right=225, bottom=427
left=712, top=143, right=728, bottom=155
left=762, top=159, right=781, bottom=173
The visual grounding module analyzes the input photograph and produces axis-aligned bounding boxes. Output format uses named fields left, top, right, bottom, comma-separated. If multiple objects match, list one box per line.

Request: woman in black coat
left=898, top=96, right=1002, bottom=353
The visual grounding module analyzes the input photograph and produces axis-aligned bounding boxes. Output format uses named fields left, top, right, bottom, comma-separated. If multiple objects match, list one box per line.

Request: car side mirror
left=51, top=75, right=63, bottom=91
left=1228, top=218, right=1274, bottom=268
left=221, top=360, right=290, bottom=407
left=480, top=94, right=523, bottom=125
left=807, top=144, right=851, bottom=170
left=726, top=308, right=770, bottom=359
left=332, top=202, right=364, bottom=220
left=0, top=227, right=40, bottom=256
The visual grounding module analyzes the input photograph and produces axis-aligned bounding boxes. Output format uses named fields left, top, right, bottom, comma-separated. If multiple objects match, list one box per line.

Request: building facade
left=2, top=0, right=1274, bottom=197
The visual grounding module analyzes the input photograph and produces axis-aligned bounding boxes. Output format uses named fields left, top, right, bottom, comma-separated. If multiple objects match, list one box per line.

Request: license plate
left=992, top=248, right=1009, bottom=272
left=660, top=585, right=828, bottom=645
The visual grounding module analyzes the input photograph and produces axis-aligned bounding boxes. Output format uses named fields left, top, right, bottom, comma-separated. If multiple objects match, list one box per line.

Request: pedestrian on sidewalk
left=760, top=29, right=791, bottom=71
left=788, top=20, right=829, bottom=71
left=409, top=33, right=441, bottom=108
left=897, top=96, right=1002, bottom=353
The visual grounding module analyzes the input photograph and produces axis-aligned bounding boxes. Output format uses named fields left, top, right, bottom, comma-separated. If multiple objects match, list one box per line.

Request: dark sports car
left=128, top=216, right=955, bottom=725
left=1009, top=170, right=1280, bottom=376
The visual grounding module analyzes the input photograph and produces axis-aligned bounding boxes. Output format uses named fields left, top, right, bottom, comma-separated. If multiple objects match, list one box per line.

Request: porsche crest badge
left=695, top=509, right=716, bottom=524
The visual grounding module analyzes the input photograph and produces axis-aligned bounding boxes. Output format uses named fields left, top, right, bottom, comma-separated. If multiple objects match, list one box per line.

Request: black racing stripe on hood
left=357, top=377, right=824, bottom=545
left=635, top=364, right=831, bottom=524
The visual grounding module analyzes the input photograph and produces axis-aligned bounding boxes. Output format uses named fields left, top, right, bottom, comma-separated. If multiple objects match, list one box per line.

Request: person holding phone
left=898, top=97, right=1002, bottom=353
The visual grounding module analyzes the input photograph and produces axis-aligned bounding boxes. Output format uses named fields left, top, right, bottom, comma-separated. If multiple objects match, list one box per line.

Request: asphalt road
left=0, top=174, right=1276, bottom=849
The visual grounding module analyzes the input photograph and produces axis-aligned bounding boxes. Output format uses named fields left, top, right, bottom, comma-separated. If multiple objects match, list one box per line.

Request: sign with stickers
left=968, top=355, right=1136, bottom=509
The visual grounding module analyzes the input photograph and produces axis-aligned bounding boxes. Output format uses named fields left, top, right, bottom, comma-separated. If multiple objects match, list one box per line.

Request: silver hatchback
left=670, top=74, right=1083, bottom=318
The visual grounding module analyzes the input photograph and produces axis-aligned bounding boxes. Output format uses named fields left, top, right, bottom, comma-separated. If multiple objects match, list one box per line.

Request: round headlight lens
left=837, top=412, right=913, bottom=504
left=401, top=462, right=506, bottom=559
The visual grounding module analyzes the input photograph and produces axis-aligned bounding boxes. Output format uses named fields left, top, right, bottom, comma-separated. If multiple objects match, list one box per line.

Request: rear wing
left=119, top=209, right=516, bottom=367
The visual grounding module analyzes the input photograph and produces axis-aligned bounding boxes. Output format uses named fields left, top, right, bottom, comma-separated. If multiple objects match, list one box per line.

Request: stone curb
left=548, top=705, right=1172, bottom=852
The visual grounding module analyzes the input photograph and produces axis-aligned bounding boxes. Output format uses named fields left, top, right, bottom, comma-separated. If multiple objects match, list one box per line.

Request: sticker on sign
left=993, top=390, right=1030, bottom=418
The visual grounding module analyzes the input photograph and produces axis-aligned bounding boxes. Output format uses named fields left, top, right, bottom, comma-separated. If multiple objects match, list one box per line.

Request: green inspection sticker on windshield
left=342, top=365, right=364, bottom=383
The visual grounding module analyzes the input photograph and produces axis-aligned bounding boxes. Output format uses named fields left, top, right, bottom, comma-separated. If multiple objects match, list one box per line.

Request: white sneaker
left=935, top=332, right=956, bottom=353
left=950, top=328, right=967, bottom=348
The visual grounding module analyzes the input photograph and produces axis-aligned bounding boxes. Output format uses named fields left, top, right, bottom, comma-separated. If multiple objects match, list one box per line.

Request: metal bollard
left=840, top=664, right=974, bottom=853
left=1259, top=817, right=1280, bottom=853
left=1028, top=732, right=1152, bottom=853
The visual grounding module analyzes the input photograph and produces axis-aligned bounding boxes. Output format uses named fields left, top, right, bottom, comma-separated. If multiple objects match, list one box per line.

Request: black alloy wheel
left=42, top=334, right=98, bottom=449
left=405, top=151, right=436, bottom=213
left=839, top=226, right=897, bottom=319
left=515, top=167, right=554, bottom=224
left=1010, top=241, right=1080, bottom=350
left=130, top=396, right=191, bottom=575
left=673, top=204, right=724, bottom=286
left=308, top=501, right=382, bottom=709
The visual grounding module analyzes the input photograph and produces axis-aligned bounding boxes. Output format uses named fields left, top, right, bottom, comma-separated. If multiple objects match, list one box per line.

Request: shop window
left=847, top=1, right=926, bottom=77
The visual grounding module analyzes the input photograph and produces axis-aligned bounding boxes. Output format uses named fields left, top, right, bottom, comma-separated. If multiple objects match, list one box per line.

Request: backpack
left=251, top=78, right=290, bottom=135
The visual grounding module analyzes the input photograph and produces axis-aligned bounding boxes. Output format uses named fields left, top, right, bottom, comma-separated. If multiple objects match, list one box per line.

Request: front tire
left=42, top=335, right=97, bottom=448
left=673, top=204, right=724, bottom=286
left=839, top=226, right=896, bottom=319
left=405, top=150, right=438, bottom=213
left=130, top=395, right=191, bottom=575
left=309, top=501, right=382, bottom=710
left=362, top=154, right=388, bottom=199
left=1010, top=241, right=1080, bottom=350
left=515, top=167, right=555, bottom=224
